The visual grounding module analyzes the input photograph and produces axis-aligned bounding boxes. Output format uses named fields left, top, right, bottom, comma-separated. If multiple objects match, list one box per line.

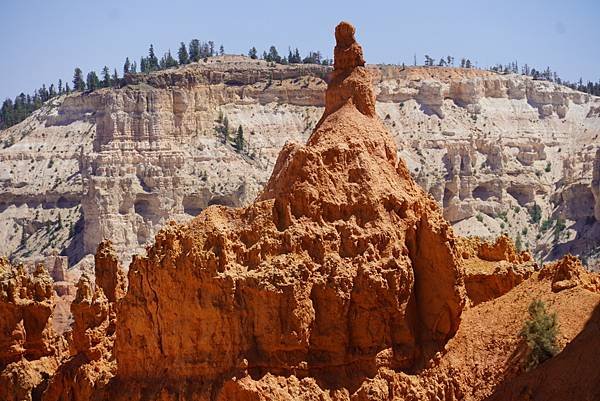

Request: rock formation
left=458, top=235, right=535, bottom=305
left=93, top=240, right=126, bottom=302
left=114, top=22, right=465, bottom=391
left=1, top=40, right=599, bottom=271
left=0, top=20, right=599, bottom=401
left=42, top=242, right=125, bottom=401
left=592, top=148, right=600, bottom=221
left=0, top=261, right=57, bottom=368
left=0, top=259, right=65, bottom=401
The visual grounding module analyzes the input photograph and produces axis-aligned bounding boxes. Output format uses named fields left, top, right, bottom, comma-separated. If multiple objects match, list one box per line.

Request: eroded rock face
left=0, top=261, right=57, bottom=368
left=94, top=240, right=126, bottom=302
left=43, top=245, right=123, bottom=401
left=592, top=148, right=600, bottom=221
left=2, top=44, right=599, bottom=271
left=458, top=235, right=535, bottom=305
left=0, top=21, right=598, bottom=401
left=539, top=253, right=600, bottom=293
left=0, top=259, right=65, bottom=401
left=114, top=22, right=466, bottom=391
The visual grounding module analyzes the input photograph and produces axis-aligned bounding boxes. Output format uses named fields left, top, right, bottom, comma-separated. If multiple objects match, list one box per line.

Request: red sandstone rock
left=458, top=236, right=535, bottom=305
left=0, top=262, right=57, bottom=368
left=539, top=253, right=600, bottom=293
left=113, top=22, right=465, bottom=391
left=94, top=240, right=127, bottom=303
left=0, top=259, right=66, bottom=401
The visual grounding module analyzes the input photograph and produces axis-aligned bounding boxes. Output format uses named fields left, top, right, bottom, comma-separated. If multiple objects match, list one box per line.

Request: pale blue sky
left=1, top=0, right=598, bottom=100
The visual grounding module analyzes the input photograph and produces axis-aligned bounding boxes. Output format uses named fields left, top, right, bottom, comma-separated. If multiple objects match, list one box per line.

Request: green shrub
left=520, top=299, right=559, bottom=371
left=476, top=214, right=483, bottom=222
left=553, top=217, right=566, bottom=241
left=529, top=204, right=542, bottom=224
left=541, top=219, right=553, bottom=232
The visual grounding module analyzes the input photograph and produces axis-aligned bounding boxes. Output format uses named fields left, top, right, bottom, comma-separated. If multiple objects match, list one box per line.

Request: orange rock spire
left=321, top=21, right=376, bottom=122
left=115, top=21, right=466, bottom=388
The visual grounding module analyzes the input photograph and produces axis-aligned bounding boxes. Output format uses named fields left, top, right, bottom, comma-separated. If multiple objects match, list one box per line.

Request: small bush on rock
left=520, top=299, right=559, bottom=371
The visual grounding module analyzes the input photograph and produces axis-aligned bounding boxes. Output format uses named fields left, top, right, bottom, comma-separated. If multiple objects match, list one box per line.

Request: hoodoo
left=111, top=20, right=466, bottom=395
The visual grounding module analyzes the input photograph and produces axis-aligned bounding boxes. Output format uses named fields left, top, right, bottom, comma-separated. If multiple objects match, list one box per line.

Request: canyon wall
left=0, top=21, right=598, bottom=401
left=1, top=55, right=599, bottom=269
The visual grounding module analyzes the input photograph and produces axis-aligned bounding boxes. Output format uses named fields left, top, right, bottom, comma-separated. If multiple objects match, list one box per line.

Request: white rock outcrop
left=0, top=57, right=599, bottom=269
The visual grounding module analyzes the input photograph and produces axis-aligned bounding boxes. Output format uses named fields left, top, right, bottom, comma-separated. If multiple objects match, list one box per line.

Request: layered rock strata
left=1, top=46, right=599, bottom=270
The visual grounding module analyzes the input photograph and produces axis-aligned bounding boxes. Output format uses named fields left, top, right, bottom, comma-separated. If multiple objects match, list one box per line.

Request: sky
left=1, top=0, right=599, bottom=101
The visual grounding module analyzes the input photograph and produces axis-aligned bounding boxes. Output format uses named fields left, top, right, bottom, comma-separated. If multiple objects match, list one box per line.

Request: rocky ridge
left=0, top=42, right=599, bottom=270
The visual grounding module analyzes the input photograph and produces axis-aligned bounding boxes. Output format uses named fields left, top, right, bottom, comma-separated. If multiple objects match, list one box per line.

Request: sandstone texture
left=115, top=21, right=465, bottom=387
left=0, top=260, right=57, bottom=368
left=0, top=21, right=598, bottom=401
left=1, top=34, right=599, bottom=272
left=0, top=259, right=66, bottom=401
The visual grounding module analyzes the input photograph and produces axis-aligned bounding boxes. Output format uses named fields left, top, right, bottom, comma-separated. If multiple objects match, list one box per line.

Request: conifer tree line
left=3, top=41, right=600, bottom=131
left=1, top=40, right=224, bottom=130
left=420, top=54, right=600, bottom=96
left=247, top=45, right=332, bottom=66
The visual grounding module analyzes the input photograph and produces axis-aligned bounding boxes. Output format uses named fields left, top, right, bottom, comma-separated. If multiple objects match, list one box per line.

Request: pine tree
left=102, top=66, right=111, bottom=87
left=208, top=41, right=215, bottom=56
left=73, top=68, right=85, bottom=91
left=124, top=57, right=131, bottom=75
left=219, top=45, right=224, bottom=56
left=49, top=84, right=57, bottom=98
left=178, top=42, right=189, bottom=64
left=86, top=71, right=100, bottom=91
left=140, top=57, right=148, bottom=73
left=148, top=44, right=159, bottom=71
left=235, top=125, right=244, bottom=151
left=162, top=50, right=178, bottom=68
left=520, top=300, right=559, bottom=371
left=65, top=83, right=71, bottom=94
left=131, top=61, right=137, bottom=73
left=112, top=69, right=119, bottom=87
left=465, top=59, right=472, bottom=68
left=189, top=39, right=201, bottom=62
left=266, top=46, right=281, bottom=63
left=58, top=79, right=63, bottom=94
left=42, top=85, right=50, bottom=101
left=221, top=116, right=229, bottom=143
left=248, top=47, right=258, bottom=59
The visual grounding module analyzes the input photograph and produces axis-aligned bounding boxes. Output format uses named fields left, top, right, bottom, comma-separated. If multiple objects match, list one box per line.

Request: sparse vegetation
left=234, top=125, right=245, bottom=152
left=529, top=204, right=542, bottom=224
left=553, top=217, right=566, bottom=241
left=541, top=219, right=553, bottom=232
left=520, top=299, right=559, bottom=371
left=515, top=233, right=523, bottom=252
